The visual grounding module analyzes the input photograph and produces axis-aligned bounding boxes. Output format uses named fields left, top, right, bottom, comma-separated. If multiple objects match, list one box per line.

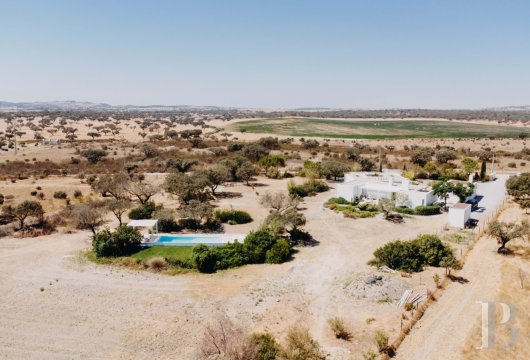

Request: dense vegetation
left=372, top=234, right=458, bottom=272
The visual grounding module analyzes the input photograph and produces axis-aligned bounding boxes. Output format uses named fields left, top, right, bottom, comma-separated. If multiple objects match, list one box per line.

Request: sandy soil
left=395, top=204, right=529, bottom=360
left=0, top=176, right=448, bottom=359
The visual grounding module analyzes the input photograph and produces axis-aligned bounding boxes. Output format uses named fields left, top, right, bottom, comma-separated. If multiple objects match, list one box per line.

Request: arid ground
left=0, top=114, right=528, bottom=359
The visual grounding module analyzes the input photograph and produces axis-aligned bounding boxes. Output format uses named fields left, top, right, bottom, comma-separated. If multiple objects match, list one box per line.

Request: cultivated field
left=229, top=118, right=530, bottom=139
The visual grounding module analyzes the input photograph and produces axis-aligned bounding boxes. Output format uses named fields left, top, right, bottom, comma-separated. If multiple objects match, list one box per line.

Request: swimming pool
left=146, top=234, right=246, bottom=246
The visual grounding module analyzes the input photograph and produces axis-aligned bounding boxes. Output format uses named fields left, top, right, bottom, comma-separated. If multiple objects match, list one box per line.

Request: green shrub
left=415, top=234, right=453, bottom=267
left=92, top=226, right=142, bottom=257
left=373, top=240, right=424, bottom=272
left=288, top=180, right=329, bottom=198
left=372, top=234, right=454, bottom=272
left=191, top=230, right=293, bottom=273
left=214, top=209, right=253, bottom=224
left=265, top=239, right=291, bottom=263
left=153, top=209, right=180, bottom=232
left=128, top=201, right=156, bottom=220
left=357, top=203, right=379, bottom=212
left=414, top=205, right=441, bottom=216
left=395, top=206, right=415, bottom=215
left=327, top=197, right=350, bottom=205
left=244, top=230, right=277, bottom=263
left=355, top=210, right=378, bottom=218
left=252, top=333, right=279, bottom=360
left=53, top=191, right=68, bottom=199
left=192, top=244, right=218, bottom=273
left=212, top=241, right=250, bottom=269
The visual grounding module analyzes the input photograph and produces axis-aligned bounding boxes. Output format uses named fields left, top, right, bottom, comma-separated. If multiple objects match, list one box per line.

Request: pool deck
left=142, top=233, right=247, bottom=247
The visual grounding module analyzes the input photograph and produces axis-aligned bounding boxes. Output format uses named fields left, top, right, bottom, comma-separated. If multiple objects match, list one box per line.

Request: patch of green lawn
left=131, top=246, right=194, bottom=262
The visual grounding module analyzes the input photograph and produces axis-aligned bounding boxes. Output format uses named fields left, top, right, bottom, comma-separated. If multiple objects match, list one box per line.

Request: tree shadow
left=248, top=182, right=269, bottom=187
left=448, top=274, right=470, bottom=284
left=215, top=191, right=242, bottom=199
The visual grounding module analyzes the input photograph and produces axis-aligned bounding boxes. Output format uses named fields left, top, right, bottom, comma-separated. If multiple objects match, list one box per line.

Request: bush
left=415, top=234, right=452, bottom=266
left=92, top=226, right=142, bottom=257
left=358, top=203, right=379, bottom=212
left=374, top=330, right=389, bottom=353
left=414, top=205, right=441, bottom=216
left=373, top=240, right=424, bottom=272
left=192, top=244, right=218, bottom=273
left=327, top=197, right=350, bottom=205
left=128, top=201, right=156, bottom=220
left=252, top=333, right=279, bottom=360
left=191, top=231, right=292, bottom=273
left=146, top=257, right=167, bottom=272
left=265, top=239, right=291, bottom=263
left=152, top=209, right=180, bottom=232
left=281, top=326, right=325, bottom=360
left=73, top=190, right=83, bottom=198
left=328, top=317, right=349, bottom=340
left=244, top=231, right=277, bottom=263
left=373, top=234, right=454, bottom=272
left=81, top=148, right=107, bottom=164
left=214, top=241, right=250, bottom=269
left=288, top=180, right=329, bottom=198
left=53, top=191, right=68, bottom=199
left=214, top=209, right=253, bottom=224
left=395, top=206, right=415, bottom=215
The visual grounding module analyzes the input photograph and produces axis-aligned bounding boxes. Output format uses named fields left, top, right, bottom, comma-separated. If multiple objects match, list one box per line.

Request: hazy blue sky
left=1, top=0, right=530, bottom=108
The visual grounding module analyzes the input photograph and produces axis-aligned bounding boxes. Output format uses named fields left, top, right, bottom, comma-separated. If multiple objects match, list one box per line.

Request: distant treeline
left=3, top=108, right=530, bottom=123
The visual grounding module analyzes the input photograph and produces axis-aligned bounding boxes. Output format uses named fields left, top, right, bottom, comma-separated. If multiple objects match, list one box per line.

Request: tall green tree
left=506, top=173, right=530, bottom=213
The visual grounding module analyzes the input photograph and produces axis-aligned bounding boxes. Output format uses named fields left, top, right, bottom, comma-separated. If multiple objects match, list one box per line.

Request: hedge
left=414, top=205, right=441, bottom=216
left=214, top=209, right=253, bottom=224
left=191, top=230, right=291, bottom=273
left=395, top=205, right=441, bottom=216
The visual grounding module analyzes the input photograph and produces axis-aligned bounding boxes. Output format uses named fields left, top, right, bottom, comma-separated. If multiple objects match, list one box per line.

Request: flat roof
left=451, top=203, right=471, bottom=210
left=128, top=219, right=158, bottom=227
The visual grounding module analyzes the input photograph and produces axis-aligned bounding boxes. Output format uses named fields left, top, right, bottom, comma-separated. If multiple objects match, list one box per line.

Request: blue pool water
left=152, top=234, right=224, bottom=246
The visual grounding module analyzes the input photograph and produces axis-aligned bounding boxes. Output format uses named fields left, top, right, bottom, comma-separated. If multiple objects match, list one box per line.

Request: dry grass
left=328, top=317, right=350, bottom=340
left=145, top=256, right=167, bottom=272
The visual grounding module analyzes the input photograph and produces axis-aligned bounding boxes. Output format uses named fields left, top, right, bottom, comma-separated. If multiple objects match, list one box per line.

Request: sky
left=1, top=0, right=530, bottom=109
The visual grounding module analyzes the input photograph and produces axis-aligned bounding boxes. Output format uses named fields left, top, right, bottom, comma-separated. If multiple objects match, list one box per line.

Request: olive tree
left=164, top=172, right=210, bottom=204
left=489, top=221, right=530, bottom=253
left=106, top=199, right=131, bottom=226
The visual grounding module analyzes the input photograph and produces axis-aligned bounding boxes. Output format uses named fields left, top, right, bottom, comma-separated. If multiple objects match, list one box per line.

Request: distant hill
left=0, top=100, right=229, bottom=111
left=1, top=100, right=530, bottom=112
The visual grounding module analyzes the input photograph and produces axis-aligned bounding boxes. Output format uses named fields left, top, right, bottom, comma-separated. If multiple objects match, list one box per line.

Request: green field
left=229, top=118, right=530, bottom=139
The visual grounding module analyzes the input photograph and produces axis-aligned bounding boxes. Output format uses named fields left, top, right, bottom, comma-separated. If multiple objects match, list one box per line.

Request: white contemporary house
left=336, top=170, right=437, bottom=208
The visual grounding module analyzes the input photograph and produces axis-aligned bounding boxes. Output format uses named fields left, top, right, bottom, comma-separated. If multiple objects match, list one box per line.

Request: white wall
left=448, top=206, right=471, bottom=229
left=336, top=183, right=356, bottom=202
left=408, top=190, right=437, bottom=208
